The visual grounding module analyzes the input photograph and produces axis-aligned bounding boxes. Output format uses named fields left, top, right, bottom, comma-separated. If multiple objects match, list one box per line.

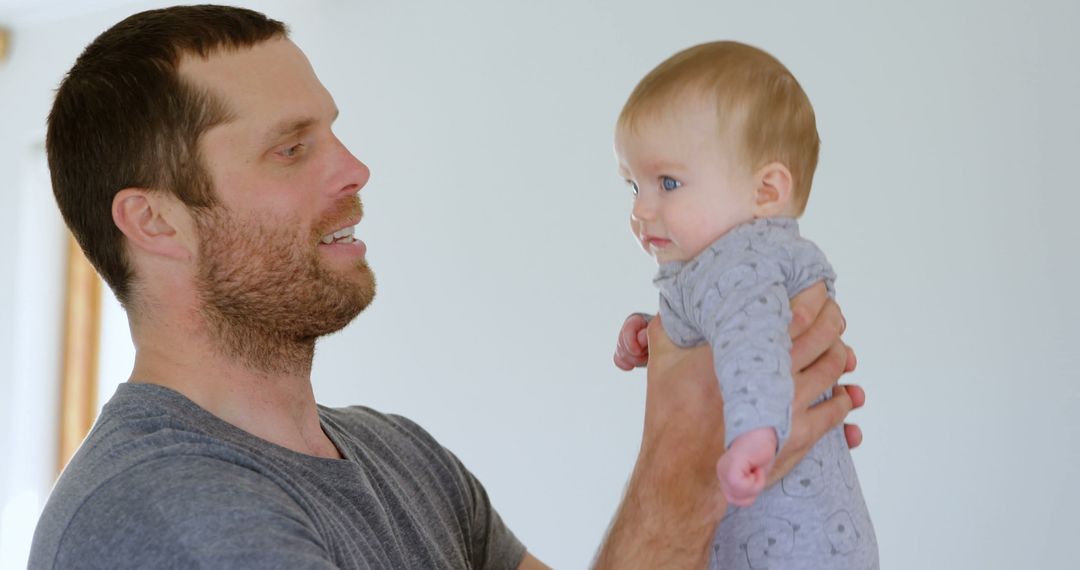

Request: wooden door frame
left=57, top=234, right=101, bottom=474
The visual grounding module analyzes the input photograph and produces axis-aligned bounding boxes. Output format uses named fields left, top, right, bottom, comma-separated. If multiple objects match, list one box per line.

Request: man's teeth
left=320, top=225, right=356, bottom=244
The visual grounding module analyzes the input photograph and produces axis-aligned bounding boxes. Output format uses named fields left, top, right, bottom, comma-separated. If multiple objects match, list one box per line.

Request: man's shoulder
left=29, top=384, right=309, bottom=568
left=30, top=450, right=329, bottom=569
left=46, top=383, right=265, bottom=489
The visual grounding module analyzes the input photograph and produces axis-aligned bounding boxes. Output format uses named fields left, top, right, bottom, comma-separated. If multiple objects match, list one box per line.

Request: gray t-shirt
left=29, top=383, right=526, bottom=569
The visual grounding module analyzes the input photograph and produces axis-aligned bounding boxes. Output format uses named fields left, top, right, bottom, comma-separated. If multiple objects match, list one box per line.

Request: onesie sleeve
left=656, top=267, right=707, bottom=348
left=692, top=256, right=794, bottom=450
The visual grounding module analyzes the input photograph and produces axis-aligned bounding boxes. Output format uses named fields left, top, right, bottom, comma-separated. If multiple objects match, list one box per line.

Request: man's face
left=615, top=98, right=757, bottom=264
left=180, top=38, right=375, bottom=345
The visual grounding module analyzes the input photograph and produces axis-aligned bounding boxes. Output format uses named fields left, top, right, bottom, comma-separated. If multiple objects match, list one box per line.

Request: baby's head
left=615, top=41, right=819, bottom=263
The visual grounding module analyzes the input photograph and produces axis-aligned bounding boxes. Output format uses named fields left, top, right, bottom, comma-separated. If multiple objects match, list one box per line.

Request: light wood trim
left=0, top=27, right=9, bottom=63
left=57, top=233, right=102, bottom=475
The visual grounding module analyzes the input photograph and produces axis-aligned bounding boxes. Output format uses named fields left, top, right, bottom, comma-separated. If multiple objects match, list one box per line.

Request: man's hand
left=769, top=283, right=863, bottom=485
left=594, top=283, right=860, bottom=568
left=594, top=322, right=723, bottom=569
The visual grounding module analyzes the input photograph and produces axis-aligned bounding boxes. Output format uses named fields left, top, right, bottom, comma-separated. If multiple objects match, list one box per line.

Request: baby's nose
left=631, top=194, right=657, bottom=221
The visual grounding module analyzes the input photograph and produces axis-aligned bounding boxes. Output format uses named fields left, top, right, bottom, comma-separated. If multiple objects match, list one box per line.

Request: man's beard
left=193, top=198, right=375, bottom=375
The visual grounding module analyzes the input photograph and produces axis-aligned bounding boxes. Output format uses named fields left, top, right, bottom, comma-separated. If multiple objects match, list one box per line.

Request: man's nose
left=331, top=136, right=370, bottom=197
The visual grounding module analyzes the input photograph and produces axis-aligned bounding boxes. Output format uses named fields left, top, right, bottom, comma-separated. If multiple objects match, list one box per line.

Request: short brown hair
left=618, top=41, right=820, bottom=215
left=47, top=5, right=287, bottom=307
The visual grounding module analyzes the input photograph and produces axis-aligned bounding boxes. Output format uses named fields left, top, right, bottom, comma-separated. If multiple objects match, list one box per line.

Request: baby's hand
left=613, top=313, right=652, bottom=371
left=716, top=428, right=778, bottom=507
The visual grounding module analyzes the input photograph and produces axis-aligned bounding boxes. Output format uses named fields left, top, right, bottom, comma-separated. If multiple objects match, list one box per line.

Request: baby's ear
left=753, top=162, right=793, bottom=217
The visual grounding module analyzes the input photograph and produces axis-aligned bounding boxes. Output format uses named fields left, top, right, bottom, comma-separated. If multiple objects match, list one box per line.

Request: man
left=30, top=5, right=861, bottom=568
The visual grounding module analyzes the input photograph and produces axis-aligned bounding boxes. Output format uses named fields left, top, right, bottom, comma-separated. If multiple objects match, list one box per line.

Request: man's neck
left=127, top=308, right=343, bottom=460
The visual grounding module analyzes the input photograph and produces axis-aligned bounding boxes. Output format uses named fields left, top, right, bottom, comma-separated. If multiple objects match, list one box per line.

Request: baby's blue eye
left=627, top=180, right=639, bottom=195
left=661, top=176, right=681, bottom=191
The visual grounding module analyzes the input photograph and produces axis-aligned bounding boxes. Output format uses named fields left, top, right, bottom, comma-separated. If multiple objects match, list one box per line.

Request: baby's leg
left=716, top=427, right=777, bottom=506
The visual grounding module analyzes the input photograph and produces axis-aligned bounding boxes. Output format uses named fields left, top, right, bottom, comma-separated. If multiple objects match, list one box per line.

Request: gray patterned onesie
left=655, top=217, right=878, bottom=570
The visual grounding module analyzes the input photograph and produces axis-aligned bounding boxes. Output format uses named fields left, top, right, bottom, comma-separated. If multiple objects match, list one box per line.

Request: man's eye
left=661, top=176, right=681, bottom=191
left=281, top=143, right=305, bottom=158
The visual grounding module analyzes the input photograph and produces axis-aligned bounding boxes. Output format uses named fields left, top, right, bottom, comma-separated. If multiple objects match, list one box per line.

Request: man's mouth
left=320, top=224, right=358, bottom=245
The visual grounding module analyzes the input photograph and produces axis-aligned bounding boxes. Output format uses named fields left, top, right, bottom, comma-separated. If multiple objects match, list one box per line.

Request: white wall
left=1, top=0, right=1078, bottom=568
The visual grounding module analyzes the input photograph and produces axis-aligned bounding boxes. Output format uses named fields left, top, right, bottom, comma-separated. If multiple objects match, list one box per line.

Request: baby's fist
left=717, top=428, right=777, bottom=507
left=613, top=313, right=652, bottom=371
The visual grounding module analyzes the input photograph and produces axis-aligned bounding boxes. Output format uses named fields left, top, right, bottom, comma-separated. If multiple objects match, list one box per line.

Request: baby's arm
left=700, top=263, right=795, bottom=506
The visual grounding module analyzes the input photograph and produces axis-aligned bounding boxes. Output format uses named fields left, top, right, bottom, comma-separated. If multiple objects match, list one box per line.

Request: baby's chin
left=651, top=249, right=696, bottom=264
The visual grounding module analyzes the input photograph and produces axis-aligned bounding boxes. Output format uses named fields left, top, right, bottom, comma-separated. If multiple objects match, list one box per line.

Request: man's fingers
left=843, top=423, right=863, bottom=449
left=788, top=283, right=828, bottom=339
left=842, top=386, right=864, bottom=448
left=792, top=341, right=848, bottom=409
left=790, top=299, right=844, bottom=372
left=844, top=384, right=865, bottom=409
left=804, top=385, right=853, bottom=442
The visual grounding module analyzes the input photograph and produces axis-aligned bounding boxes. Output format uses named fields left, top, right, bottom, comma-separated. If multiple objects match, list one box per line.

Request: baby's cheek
left=673, top=219, right=719, bottom=257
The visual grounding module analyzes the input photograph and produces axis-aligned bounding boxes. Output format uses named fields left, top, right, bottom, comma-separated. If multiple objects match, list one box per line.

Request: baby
left=612, top=41, right=878, bottom=568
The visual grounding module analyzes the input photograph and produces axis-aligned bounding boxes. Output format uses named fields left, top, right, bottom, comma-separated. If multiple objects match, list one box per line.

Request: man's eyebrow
left=262, top=108, right=340, bottom=145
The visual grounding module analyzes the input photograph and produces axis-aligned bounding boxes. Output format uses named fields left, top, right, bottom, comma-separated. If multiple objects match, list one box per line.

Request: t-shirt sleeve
left=51, top=456, right=337, bottom=570
left=388, top=415, right=527, bottom=570
left=450, top=449, right=527, bottom=570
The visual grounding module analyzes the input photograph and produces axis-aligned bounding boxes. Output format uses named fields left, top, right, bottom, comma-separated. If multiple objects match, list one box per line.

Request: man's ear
left=112, top=189, right=193, bottom=261
left=753, top=162, right=794, bottom=217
